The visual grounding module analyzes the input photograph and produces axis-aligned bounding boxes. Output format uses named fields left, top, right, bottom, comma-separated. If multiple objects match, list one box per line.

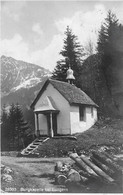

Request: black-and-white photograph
left=1, top=0, right=123, bottom=193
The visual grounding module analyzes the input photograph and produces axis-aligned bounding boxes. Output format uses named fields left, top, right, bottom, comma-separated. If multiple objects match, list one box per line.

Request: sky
left=1, top=0, right=123, bottom=71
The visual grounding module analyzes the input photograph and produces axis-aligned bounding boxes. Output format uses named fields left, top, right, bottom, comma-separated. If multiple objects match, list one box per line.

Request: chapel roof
left=31, top=78, right=98, bottom=108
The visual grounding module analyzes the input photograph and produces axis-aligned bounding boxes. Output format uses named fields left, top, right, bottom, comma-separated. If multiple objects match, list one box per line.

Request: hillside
left=32, top=118, right=123, bottom=157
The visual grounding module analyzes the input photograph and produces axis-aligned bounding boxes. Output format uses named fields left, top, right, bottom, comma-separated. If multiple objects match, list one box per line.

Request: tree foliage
left=1, top=103, right=33, bottom=151
left=84, top=39, right=95, bottom=56
left=97, top=10, right=123, bottom=93
left=1, top=105, right=10, bottom=150
left=52, top=26, right=84, bottom=86
left=77, top=10, right=123, bottom=117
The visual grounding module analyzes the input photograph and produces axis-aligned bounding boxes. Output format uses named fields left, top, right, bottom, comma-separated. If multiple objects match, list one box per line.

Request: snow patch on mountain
left=12, top=77, right=42, bottom=91
left=1, top=55, right=51, bottom=94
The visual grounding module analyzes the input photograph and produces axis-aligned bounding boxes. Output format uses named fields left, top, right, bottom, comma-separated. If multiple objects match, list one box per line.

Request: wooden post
left=50, top=112, right=54, bottom=137
left=36, top=113, right=40, bottom=137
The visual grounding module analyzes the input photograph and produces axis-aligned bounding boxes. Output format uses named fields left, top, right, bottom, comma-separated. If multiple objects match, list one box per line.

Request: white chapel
left=31, top=67, right=98, bottom=137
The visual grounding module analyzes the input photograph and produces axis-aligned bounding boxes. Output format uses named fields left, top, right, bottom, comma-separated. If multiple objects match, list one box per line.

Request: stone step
left=26, top=148, right=34, bottom=151
left=33, top=143, right=41, bottom=145
left=33, top=142, right=40, bottom=144
left=29, top=145, right=37, bottom=149
left=24, top=151, right=29, bottom=154
left=34, top=140, right=43, bottom=142
left=21, top=137, right=50, bottom=156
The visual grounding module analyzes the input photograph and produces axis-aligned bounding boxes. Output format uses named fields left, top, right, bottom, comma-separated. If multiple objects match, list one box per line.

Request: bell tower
left=66, top=58, right=75, bottom=84
left=66, top=67, right=75, bottom=84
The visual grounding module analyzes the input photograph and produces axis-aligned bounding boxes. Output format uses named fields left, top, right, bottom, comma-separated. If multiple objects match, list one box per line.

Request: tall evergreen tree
left=84, top=39, right=95, bottom=56
left=15, top=104, right=30, bottom=150
left=1, top=105, right=10, bottom=150
left=8, top=103, right=16, bottom=149
left=1, top=103, right=33, bottom=151
left=1, top=104, right=8, bottom=125
left=52, top=26, right=84, bottom=86
left=97, top=10, right=123, bottom=93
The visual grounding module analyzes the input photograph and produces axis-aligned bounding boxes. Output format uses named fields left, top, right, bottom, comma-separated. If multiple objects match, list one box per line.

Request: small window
left=79, top=105, right=85, bottom=121
left=91, top=107, right=93, bottom=117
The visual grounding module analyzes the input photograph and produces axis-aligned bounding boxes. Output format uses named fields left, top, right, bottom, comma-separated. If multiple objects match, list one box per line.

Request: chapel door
left=52, top=113, right=57, bottom=136
left=46, top=113, right=57, bottom=136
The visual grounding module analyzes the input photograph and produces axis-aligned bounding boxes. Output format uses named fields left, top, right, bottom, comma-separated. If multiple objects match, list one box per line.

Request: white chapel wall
left=34, top=83, right=71, bottom=135
left=70, top=105, right=97, bottom=134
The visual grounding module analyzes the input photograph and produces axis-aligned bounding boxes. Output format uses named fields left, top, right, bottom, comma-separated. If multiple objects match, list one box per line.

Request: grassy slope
left=35, top=118, right=123, bottom=157
left=76, top=118, right=123, bottom=151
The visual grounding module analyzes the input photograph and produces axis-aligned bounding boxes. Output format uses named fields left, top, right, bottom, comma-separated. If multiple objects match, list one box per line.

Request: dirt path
left=1, top=156, right=71, bottom=193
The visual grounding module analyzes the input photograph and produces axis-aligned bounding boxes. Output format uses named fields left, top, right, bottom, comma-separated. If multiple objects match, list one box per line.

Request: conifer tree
left=52, top=26, right=84, bottom=85
left=1, top=103, right=32, bottom=151
left=1, top=105, right=10, bottom=150
left=8, top=103, right=16, bottom=149
left=15, top=104, right=30, bottom=150
left=97, top=10, right=123, bottom=93
left=1, top=104, right=8, bottom=125
left=9, top=103, right=17, bottom=150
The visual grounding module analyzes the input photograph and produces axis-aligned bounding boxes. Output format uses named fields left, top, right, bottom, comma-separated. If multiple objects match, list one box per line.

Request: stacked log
left=91, top=155, right=115, bottom=176
left=54, top=150, right=123, bottom=192
left=69, top=153, right=98, bottom=179
left=92, top=151, right=123, bottom=173
left=80, top=155, right=114, bottom=183
left=91, top=151, right=123, bottom=183
left=92, top=151, right=123, bottom=181
left=92, top=152, right=122, bottom=172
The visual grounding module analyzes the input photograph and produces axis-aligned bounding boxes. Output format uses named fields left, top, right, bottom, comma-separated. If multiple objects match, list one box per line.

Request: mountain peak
left=1, top=55, right=51, bottom=94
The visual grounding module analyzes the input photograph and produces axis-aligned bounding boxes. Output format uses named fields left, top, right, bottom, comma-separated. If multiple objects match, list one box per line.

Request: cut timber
left=67, top=168, right=81, bottom=182
left=92, top=151, right=123, bottom=173
left=69, top=153, right=98, bottom=178
left=54, top=161, right=63, bottom=172
left=55, top=171, right=67, bottom=185
left=80, top=155, right=115, bottom=183
left=73, top=163, right=91, bottom=178
left=91, top=156, right=115, bottom=177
